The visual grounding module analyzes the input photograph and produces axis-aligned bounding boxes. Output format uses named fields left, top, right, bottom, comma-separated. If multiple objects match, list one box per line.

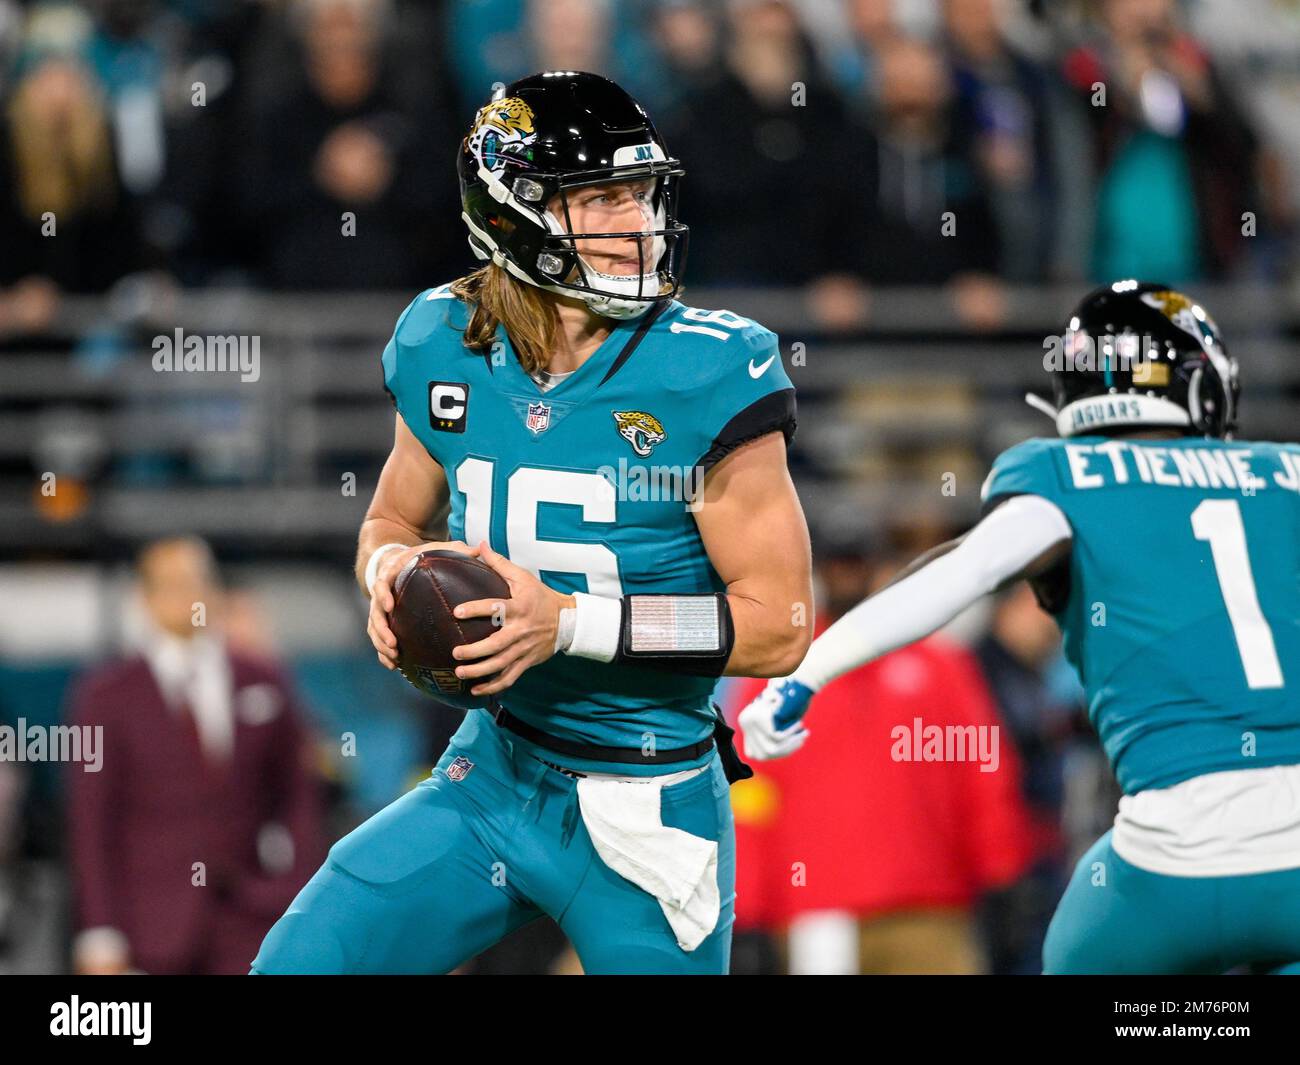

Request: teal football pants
left=1045, top=830, right=1300, bottom=974
left=251, top=709, right=735, bottom=974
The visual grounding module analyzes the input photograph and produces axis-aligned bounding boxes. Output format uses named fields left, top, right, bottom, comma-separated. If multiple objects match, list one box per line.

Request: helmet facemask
left=464, top=160, right=688, bottom=321
left=535, top=170, right=687, bottom=319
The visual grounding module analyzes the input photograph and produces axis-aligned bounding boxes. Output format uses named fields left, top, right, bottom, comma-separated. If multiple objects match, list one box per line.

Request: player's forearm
left=556, top=584, right=806, bottom=679
left=792, top=551, right=990, bottom=690
left=354, top=516, right=429, bottom=594
left=689, top=435, right=813, bottom=677
left=358, top=415, right=453, bottom=593
left=723, top=587, right=814, bottom=678
left=792, top=494, right=1072, bottom=691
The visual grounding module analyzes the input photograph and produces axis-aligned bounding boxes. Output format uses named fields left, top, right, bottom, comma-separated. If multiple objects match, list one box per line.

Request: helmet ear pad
left=1185, top=354, right=1239, bottom=437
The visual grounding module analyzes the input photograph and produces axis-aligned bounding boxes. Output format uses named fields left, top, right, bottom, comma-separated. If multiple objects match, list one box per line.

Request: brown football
left=388, top=550, right=511, bottom=709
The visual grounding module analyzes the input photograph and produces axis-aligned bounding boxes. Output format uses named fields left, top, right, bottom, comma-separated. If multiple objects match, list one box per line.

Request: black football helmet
left=1031, top=281, right=1240, bottom=438
left=458, top=70, right=688, bottom=320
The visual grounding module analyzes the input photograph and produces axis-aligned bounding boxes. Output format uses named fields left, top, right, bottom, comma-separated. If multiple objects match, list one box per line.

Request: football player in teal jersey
left=251, top=72, right=813, bottom=975
left=740, top=281, right=1300, bottom=974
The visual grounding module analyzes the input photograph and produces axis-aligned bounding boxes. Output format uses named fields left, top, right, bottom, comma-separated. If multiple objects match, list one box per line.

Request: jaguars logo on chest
left=612, top=410, right=666, bottom=457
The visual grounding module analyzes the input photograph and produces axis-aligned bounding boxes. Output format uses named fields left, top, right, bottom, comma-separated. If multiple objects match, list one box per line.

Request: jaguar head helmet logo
left=467, top=96, right=537, bottom=175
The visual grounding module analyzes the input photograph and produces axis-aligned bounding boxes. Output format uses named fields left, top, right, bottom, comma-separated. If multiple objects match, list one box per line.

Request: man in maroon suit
left=66, top=537, right=324, bottom=975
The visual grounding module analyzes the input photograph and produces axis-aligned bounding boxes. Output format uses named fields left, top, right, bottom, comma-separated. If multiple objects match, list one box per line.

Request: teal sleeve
left=382, top=287, right=450, bottom=425
left=980, top=438, right=1067, bottom=515
left=696, top=321, right=796, bottom=472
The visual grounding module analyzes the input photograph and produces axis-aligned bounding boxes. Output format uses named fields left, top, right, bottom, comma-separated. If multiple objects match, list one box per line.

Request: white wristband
left=365, top=543, right=409, bottom=596
left=562, top=591, right=623, bottom=663
left=555, top=603, right=578, bottom=655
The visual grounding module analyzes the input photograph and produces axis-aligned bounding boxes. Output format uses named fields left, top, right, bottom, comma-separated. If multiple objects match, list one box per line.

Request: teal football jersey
left=982, top=435, right=1300, bottom=794
left=381, top=285, right=796, bottom=773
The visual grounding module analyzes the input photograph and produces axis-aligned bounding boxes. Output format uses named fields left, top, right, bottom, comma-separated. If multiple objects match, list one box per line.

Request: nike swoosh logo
left=748, top=354, right=777, bottom=379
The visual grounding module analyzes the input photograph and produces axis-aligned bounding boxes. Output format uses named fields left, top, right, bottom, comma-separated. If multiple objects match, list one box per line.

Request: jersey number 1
left=1191, top=499, right=1284, bottom=690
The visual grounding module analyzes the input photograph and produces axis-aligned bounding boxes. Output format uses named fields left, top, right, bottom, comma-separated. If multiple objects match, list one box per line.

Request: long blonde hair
left=449, top=265, right=560, bottom=375
left=7, top=60, right=116, bottom=224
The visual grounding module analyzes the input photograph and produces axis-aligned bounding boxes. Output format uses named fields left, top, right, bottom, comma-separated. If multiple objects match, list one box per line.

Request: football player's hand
left=73, top=932, right=131, bottom=976
left=738, top=678, right=815, bottom=760
left=450, top=541, right=575, bottom=697
left=368, top=540, right=479, bottom=670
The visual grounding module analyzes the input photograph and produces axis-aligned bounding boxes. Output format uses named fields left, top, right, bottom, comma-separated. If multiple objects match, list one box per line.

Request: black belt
left=492, top=706, right=712, bottom=765
left=491, top=704, right=753, bottom=783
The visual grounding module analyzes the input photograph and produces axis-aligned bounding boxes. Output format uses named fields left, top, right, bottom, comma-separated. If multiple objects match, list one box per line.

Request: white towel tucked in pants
left=575, top=764, right=719, bottom=951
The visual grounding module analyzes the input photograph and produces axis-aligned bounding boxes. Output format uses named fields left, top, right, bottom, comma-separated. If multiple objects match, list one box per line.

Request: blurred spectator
left=943, top=0, right=1060, bottom=281
left=650, top=0, right=723, bottom=113
left=972, top=582, right=1078, bottom=974
left=727, top=548, right=1036, bottom=974
left=0, top=0, right=242, bottom=296
left=65, top=537, right=324, bottom=975
left=661, top=0, right=861, bottom=289
left=447, top=0, right=668, bottom=117
left=975, top=584, right=1073, bottom=845
left=0, top=275, right=61, bottom=339
left=0, top=760, right=66, bottom=974
left=814, top=535, right=877, bottom=619
left=235, top=0, right=461, bottom=288
left=841, top=36, right=1002, bottom=290
left=1063, top=0, right=1263, bottom=282
left=811, top=0, right=898, bottom=108
left=143, top=1, right=269, bottom=284
left=528, top=0, right=614, bottom=81
left=1188, top=0, right=1300, bottom=276
left=0, top=1, right=22, bottom=96
left=82, top=0, right=170, bottom=199
left=0, top=6, right=145, bottom=297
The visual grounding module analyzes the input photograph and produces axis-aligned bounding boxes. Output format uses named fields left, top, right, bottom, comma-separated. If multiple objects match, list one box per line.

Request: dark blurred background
left=1, top=0, right=1299, bottom=975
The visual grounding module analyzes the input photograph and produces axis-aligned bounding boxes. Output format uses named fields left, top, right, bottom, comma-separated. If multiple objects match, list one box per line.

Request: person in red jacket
left=726, top=549, right=1036, bottom=974
left=65, top=537, right=324, bottom=975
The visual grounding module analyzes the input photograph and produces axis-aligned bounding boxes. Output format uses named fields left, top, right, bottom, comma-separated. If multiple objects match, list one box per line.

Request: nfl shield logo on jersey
left=446, top=756, right=474, bottom=782
left=526, top=401, right=551, bottom=435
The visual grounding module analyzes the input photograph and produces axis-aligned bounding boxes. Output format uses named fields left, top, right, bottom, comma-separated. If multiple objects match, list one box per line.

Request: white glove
left=738, top=678, right=815, bottom=761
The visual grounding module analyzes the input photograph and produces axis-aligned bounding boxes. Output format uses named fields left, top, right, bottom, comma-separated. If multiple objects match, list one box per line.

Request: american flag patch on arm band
left=564, top=593, right=735, bottom=676
left=626, top=595, right=725, bottom=653
left=618, top=594, right=736, bottom=677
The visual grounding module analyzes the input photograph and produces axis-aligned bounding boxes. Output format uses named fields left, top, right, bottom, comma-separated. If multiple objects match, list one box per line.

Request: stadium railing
left=1, top=284, right=1297, bottom=554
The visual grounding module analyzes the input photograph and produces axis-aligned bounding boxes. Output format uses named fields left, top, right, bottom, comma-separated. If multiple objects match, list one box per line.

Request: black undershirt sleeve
left=695, top=388, right=796, bottom=476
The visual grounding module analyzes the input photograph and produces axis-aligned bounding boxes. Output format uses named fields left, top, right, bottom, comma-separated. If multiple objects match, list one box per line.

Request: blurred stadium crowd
left=2, top=0, right=1300, bottom=975
left=2, top=0, right=1299, bottom=318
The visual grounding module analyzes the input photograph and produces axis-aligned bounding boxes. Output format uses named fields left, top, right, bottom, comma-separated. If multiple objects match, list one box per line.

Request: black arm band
left=614, top=594, right=736, bottom=677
